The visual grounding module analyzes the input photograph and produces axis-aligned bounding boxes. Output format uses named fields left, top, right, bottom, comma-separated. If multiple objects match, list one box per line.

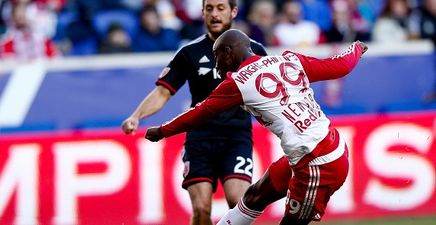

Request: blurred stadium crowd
left=0, top=0, right=435, bottom=60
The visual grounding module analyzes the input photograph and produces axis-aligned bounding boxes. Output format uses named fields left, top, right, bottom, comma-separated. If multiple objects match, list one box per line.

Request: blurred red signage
left=1, top=112, right=435, bottom=224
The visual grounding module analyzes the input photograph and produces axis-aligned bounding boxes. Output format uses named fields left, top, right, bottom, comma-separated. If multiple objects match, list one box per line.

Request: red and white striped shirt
left=1, top=27, right=57, bottom=62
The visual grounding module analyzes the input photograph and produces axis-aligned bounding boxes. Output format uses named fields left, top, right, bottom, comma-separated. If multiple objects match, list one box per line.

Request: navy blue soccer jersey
left=156, top=34, right=267, bottom=140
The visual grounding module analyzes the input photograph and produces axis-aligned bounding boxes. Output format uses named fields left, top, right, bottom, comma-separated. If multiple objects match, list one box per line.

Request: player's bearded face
left=203, top=0, right=237, bottom=39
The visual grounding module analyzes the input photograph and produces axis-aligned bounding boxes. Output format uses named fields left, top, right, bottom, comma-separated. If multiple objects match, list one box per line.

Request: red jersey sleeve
left=159, top=77, right=244, bottom=137
left=291, top=42, right=365, bottom=83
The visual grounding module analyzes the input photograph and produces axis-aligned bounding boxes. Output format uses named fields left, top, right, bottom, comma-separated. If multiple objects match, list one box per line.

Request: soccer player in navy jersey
left=145, top=29, right=368, bottom=225
left=121, top=1, right=267, bottom=224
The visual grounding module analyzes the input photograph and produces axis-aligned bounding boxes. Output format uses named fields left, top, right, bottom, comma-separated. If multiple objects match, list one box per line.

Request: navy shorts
left=181, top=138, right=253, bottom=192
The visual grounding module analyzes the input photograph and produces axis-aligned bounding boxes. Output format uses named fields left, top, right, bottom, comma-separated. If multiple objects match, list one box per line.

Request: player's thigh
left=182, top=140, right=218, bottom=190
left=187, top=182, right=214, bottom=210
left=218, top=138, right=253, bottom=182
left=222, top=177, right=250, bottom=207
left=268, top=156, right=293, bottom=195
left=284, top=153, right=349, bottom=221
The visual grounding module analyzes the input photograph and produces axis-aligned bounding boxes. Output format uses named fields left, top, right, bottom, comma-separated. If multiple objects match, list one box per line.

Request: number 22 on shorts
left=234, top=156, right=253, bottom=176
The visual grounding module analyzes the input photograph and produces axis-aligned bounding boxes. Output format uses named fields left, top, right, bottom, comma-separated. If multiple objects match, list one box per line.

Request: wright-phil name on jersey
left=232, top=53, right=327, bottom=135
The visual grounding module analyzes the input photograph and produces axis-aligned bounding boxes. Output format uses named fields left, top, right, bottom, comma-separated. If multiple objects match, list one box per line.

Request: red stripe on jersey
left=156, top=80, right=177, bottom=94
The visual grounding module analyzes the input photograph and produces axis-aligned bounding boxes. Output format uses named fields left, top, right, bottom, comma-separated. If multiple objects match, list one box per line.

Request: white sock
left=216, top=200, right=263, bottom=225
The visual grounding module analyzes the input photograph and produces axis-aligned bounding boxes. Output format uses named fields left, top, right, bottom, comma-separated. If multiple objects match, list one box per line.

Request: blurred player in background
left=1, top=1, right=57, bottom=61
left=145, top=29, right=368, bottom=225
left=121, top=1, right=266, bottom=224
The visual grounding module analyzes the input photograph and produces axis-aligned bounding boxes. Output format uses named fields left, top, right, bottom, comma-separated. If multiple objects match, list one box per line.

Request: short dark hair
left=202, top=0, right=238, bottom=9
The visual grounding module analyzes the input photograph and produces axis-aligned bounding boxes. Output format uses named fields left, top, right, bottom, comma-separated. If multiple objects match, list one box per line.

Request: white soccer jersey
left=231, top=52, right=330, bottom=165
left=160, top=43, right=365, bottom=165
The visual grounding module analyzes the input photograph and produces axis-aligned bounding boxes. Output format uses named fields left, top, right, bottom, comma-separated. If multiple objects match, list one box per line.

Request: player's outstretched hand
left=121, top=117, right=139, bottom=134
left=145, top=126, right=164, bottom=142
left=355, top=40, right=368, bottom=55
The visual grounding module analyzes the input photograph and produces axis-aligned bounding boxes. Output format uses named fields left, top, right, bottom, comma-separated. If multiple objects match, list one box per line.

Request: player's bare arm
left=144, top=78, right=243, bottom=141
left=121, top=85, right=172, bottom=134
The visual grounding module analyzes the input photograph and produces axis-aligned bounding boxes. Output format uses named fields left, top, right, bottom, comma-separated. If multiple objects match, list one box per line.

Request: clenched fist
left=121, top=117, right=139, bottom=134
left=145, top=126, right=164, bottom=142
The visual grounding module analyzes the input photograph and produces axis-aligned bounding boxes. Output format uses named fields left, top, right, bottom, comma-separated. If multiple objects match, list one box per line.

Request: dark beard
left=209, top=21, right=233, bottom=40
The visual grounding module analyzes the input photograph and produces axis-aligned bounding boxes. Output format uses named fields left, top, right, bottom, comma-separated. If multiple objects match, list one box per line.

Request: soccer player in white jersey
left=146, top=29, right=368, bottom=225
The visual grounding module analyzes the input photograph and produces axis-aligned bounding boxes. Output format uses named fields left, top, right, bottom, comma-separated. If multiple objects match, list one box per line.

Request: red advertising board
left=1, top=111, right=435, bottom=224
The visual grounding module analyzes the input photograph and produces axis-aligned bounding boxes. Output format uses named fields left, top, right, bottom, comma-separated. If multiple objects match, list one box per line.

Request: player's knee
left=192, top=200, right=212, bottom=217
left=192, top=207, right=211, bottom=219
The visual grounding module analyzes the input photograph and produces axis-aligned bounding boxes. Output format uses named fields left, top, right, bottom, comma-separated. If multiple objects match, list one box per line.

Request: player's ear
left=231, top=6, right=238, bottom=19
left=224, top=46, right=232, bottom=55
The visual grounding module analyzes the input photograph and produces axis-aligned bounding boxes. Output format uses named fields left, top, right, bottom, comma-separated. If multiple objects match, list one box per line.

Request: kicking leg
left=243, top=170, right=286, bottom=211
